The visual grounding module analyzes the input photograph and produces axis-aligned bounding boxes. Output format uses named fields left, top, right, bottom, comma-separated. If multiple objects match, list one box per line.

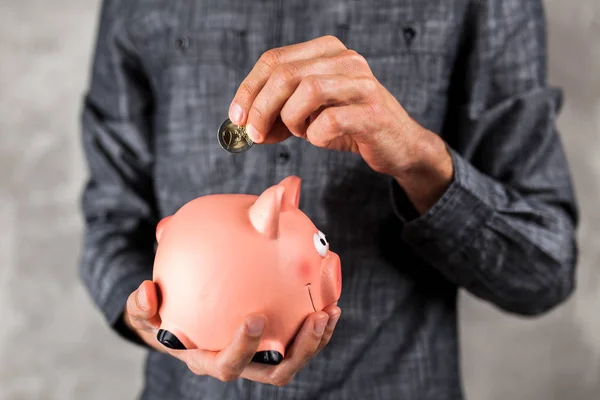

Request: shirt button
left=175, top=36, right=190, bottom=52
left=278, top=150, right=291, bottom=163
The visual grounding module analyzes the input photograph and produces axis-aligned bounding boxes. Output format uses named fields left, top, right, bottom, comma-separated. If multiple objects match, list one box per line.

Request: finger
left=258, top=118, right=293, bottom=145
left=281, top=75, right=377, bottom=138
left=208, top=315, right=266, bottom=382
left=316, top=305, right=341, bottom=353
left=173, top=347, right=216, bottom=377
left=305, top=104, right=374, bottom=148
left=229, top=36, right=346, bottom=126
left=125, top=280, right=161, bottom=330
left=242, top=312, right=329, bottom=387
left=176, top=315, right=266, bottom=381
left=245, top=50, right=370, bottom=143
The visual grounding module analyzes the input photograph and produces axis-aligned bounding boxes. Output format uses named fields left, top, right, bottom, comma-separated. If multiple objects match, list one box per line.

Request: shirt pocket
left=163, top=27, right=248, bottom=97
left=138, top=25, right=256, bottom=216
left=344, top=17, right=460, bottom=124
left=152, top=26, right=249, bottom=156
left=150, top=26, right=253, bottom=194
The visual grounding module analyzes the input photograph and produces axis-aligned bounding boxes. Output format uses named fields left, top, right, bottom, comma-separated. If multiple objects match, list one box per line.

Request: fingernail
left=229, top=102, right=244, bottom=124
left=246, top=124, right=262, bottom=143
left=137, top=285, right=148, bottom=310
left=246, top=317, right=266, bottom=337
left=314, top=317, right=328, bottom=335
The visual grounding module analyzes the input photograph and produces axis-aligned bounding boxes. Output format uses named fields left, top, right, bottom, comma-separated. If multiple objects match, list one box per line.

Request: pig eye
left=313, top=231, right=329, bottom=257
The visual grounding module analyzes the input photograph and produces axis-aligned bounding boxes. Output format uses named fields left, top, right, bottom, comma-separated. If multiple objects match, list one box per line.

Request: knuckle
left=249, top=103, right=266, bottom=120
left=366, top=101, right=383, bottom=117
left=260, top=48, right=283, bottom=69
left=361, top=77, right=379, bottom=96
left=237, top=81, right=255, bottom=101
left=344, top=49, right=368, bottom=67
left=186, top=361, right=203, bottom=376
left=321, top=110, right=341, bottom=132
left=322, top=35, right=345, bottom=49
left=272, top=63, right=300, bottom=87
left=280, top=108, right=296, bottom=128
left=214, top=361, right=239, bottom=382
left=216, top=370, right=238, bottom=382
left=302, top=76, right=322, bottom=99
left=306, top=130, right=327, bottom=148
left=126, top=294, right=140, bottom=317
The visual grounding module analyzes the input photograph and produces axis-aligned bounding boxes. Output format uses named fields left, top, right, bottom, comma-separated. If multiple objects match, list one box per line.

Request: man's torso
left=125, top=1, right=467, bottom=398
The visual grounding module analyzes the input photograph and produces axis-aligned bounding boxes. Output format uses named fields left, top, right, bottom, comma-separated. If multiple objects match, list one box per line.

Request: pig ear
left=249, top=185, right=284, bottom=239
left=278, top=176, right=301, bottom=210
left=156, top=216, right=172, bottom=243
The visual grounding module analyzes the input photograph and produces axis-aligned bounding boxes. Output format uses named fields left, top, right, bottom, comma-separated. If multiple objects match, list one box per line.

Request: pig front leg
left=252, top=339, right=285, bottom=365
left=157, top=323, right=285, bottom=365
left=157, top=330, right=285, bottom=365
left=155, top=323, right=195, bottom=350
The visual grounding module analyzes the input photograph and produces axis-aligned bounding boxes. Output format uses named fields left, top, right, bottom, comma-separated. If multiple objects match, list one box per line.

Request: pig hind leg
left=252, top=350, right=283, bottom=365
left=252, top=339, right=285, bottom=365
left=157, top=329, right=187, bottom=350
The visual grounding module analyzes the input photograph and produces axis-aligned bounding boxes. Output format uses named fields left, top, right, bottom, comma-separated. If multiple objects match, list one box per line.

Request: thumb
left=126, top=280, right=160, bottom=328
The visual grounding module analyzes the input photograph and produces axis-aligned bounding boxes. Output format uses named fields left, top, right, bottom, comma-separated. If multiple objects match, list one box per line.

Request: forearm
left=391, top=125, right=454, bottom=214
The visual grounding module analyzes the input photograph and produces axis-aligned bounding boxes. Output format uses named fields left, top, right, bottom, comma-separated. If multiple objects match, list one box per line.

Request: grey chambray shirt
left=79, top=0, right=579, bottom=399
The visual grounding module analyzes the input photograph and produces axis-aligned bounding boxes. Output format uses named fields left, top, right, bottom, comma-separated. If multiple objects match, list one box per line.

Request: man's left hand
left=229, top=35, right=454, bottom=213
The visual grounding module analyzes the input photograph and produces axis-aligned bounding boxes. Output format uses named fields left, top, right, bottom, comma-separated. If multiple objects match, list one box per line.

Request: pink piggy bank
left=152, top=176, right=342, bottom=365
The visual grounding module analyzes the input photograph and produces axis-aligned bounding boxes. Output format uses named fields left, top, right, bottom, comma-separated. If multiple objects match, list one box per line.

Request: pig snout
left=320, top=251, right=342, bottom=306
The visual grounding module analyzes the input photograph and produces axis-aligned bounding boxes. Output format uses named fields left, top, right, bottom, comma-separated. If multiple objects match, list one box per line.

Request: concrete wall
left=0, top=0, right=598, bottom=398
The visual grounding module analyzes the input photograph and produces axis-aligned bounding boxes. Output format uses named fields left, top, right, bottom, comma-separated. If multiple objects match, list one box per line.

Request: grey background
left=0, top=0, right=598, bottom=398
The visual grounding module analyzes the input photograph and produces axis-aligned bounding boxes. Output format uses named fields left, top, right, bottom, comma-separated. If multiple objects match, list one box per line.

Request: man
left=80, top=0, right=578, bottom=398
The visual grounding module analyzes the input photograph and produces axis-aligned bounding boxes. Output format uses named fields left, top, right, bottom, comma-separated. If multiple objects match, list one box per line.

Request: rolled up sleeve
left=390, top=0, right=578, bottom=316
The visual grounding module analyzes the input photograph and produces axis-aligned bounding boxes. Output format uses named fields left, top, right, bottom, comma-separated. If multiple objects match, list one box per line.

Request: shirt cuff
left=390, top=146, right=495, bottom=285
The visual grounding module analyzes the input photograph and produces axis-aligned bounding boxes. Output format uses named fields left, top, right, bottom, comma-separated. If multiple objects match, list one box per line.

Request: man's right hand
left=123, top=280, right=341, bottom=386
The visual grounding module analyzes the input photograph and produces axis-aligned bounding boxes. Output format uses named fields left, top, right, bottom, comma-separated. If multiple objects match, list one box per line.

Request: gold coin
left=217, top=118, right=253, bottom=154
